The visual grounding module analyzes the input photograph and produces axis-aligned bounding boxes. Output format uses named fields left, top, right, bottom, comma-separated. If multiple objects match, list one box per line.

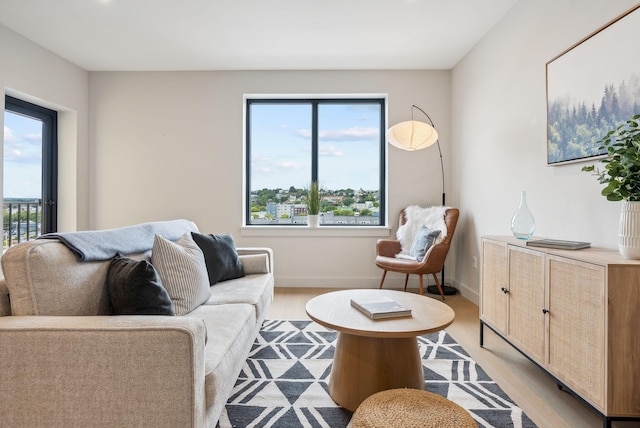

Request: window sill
left=240, top=226, right=392, bottom=237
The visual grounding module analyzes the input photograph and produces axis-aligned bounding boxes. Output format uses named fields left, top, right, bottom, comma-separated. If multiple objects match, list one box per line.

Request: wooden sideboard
left=480, top=236, right=640, bottom=428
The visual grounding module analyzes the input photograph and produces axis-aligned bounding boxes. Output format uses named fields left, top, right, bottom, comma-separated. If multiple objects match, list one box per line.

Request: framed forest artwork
left=546, top=4, right=640, bottom=165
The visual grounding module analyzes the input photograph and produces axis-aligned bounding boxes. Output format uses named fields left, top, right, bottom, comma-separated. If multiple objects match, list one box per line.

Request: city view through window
left=3, top=109, right=43, bottom=249
left=250, top=186, right=381, bottom=225
left=246, top=98, right=385, bottom=226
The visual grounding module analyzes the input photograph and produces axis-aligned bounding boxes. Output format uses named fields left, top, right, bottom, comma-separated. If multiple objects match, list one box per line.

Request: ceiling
left=0, top=0, right=517, bottom=71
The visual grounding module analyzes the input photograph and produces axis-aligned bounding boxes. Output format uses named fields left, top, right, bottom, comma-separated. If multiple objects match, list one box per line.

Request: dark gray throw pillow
left=191, top=232, right=245, bottom=285
left=107, top=254, right=175, bottom=315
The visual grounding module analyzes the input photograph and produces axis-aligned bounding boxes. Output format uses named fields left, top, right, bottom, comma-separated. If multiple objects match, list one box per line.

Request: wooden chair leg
left=419, top=275, right=424, bottom=295
left=432, top=273, right=446, bottom=300
left=403, top=274, right=409, bottom=292
left=379, top=270, right=388, bottom=289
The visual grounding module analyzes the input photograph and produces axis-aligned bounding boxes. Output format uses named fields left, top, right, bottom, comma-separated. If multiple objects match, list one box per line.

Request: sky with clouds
left=249, top=102, right=382, bottom=192
left=3, top=111, right=42, bottom=199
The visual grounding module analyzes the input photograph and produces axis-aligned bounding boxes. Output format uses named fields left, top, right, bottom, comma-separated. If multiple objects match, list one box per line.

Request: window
left=3, top=95, right=57, bottom=249
left=245, top=97, right=386, bottom=226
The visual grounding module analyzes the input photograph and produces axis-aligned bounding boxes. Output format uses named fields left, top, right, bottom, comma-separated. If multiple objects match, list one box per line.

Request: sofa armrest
left=0, top=315, right=207, bottom=428
left=237, top=247, right=274, bottom=274
left=239, top=254, right=270, bottom=275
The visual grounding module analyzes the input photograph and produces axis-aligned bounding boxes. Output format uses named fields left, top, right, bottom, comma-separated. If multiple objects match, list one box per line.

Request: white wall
left=88, top=70, right=452, bottom=288
left=451, top=0, right=639, bottom=303
left=0, top=24, right=90, bottom=231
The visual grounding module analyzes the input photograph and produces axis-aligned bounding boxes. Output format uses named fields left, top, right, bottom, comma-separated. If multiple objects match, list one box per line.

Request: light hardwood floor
left=266, top=287, right=640, bottom=428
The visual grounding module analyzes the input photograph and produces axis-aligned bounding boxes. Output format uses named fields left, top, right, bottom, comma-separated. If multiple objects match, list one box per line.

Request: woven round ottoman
left=350, top=388, right=477, bottom=428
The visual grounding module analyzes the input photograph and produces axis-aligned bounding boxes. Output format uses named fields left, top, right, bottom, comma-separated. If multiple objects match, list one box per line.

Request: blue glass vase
left=511, top=191, right=535, bottom=240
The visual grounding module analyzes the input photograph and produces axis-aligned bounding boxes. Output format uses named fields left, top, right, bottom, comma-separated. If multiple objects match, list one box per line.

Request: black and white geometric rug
left=217, top=320, right=537, bottom=428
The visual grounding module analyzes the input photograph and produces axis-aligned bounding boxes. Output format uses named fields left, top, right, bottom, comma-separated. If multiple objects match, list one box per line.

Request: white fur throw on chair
left=396, top=205, right=451, bottom=257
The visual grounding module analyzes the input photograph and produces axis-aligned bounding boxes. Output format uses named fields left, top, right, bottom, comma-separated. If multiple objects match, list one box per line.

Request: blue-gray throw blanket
left=38, top=219, right=198, bottom=261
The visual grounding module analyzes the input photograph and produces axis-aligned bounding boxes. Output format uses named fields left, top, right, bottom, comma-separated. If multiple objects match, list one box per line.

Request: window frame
left=244, top=95, right=387, bottom=228
left=4, top=95, right=58, bottom=234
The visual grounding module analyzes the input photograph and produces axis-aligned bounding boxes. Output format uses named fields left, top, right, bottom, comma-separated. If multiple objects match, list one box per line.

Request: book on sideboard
left=350, top=296, right=412, bottom=319
left=525, top=239, right=591, bottom=250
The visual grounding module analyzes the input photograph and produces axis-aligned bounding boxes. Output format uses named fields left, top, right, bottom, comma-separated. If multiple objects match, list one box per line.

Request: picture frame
left=546, top=5, right=640, bottom=165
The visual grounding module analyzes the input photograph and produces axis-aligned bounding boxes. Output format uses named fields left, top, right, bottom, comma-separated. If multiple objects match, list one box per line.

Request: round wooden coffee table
left=305, top=289, right=455, bottom=411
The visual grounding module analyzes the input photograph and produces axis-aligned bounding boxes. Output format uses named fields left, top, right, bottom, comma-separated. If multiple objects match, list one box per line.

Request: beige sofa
left=0, top=225, right=274, bottom=428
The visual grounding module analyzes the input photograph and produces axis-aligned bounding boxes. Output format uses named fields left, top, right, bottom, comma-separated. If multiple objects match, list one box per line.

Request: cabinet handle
left=501, top=287, right=509, bottom=294
left=542, top=308, right=549, bottom=314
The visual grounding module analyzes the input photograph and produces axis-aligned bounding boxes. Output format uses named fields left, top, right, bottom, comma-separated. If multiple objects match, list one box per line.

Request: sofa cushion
left=203, top=273, right=274, bottom=322
left=1, top=240, right=112, bottom=315
left=191, top=232, right=244, bottom=285
left=184, top=303, right=256, bottom=411
left=107, top=254, right=175, bottom=315
left=151, top=233, right=211, bottom=316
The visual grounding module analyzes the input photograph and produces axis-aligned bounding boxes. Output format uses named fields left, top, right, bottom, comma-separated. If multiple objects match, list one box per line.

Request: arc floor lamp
left=386, top=105, right=456, bottom=295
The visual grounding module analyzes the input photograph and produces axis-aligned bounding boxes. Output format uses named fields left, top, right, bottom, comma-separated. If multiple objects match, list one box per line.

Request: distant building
left=266, top=202, right=277, bottom=218
left=292, top=204, right=307, bottom=216
left=250, top=197, right=380, bottom=226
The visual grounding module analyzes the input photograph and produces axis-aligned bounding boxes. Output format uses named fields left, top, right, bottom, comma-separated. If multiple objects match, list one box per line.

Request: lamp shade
left=386, top=120, right=438, bottom=151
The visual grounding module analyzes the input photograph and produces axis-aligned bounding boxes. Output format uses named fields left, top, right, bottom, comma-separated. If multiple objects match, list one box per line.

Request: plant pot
left=308, top=215, right=319, bottom=228
left=618, top=201, right=640, bottom=259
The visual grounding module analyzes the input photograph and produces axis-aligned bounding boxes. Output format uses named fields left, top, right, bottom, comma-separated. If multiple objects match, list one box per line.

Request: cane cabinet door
left=507, top=246, right=545, bottom=364
left=546, top=255, right=605, bottom=409
left=480, top=239, right=508, bottom=334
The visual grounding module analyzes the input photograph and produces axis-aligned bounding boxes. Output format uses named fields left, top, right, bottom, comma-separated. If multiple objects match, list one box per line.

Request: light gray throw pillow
left=151, top=232, right=211, bottom=315
left=408, top=226, right=441, bottom=262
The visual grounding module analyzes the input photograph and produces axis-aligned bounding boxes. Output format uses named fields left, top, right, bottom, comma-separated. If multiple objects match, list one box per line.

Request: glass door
left=3, top=96, right=57, bottom=250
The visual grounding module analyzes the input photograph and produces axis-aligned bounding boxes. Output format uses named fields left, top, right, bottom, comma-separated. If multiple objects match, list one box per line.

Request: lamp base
left=427, top=284, right=457, bottom=296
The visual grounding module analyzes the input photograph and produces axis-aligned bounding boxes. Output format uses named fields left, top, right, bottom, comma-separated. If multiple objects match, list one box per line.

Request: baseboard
left=452, top=280, right=479, bottom=306
left=275, top=276, right=381, bottom=289
left=275, top=276, right=480, bottom=306
left=275, top=275, right=474, bottom=294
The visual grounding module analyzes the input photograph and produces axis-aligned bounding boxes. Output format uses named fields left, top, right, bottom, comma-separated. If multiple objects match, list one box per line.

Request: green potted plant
left=307, top=181, right=320, bottom=227
left=582, top=114, right=640, bottom=258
